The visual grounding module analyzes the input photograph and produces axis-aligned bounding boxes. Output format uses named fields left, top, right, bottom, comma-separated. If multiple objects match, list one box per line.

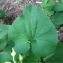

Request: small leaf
left=41, top=0, right=54, bottom=10
left=44, top=10, right=54, bottom=16
left=0, top=9, right=6, bottom=20
left=45, top=42, right=63, bottom=63
left=23, top=53, right=40, bottom=63
left=51, top=12, right=63, bottom=28
left=0, top=24, right=9, bottom=50
left=52, top=2, right=63, bottom=11
left=41, top=0, right=55, bottom=16
left=59, top=0, right=63, bottom=3
left=0, top=52, right=12, bottom=63
left=3, top=41, right=15, bottom=52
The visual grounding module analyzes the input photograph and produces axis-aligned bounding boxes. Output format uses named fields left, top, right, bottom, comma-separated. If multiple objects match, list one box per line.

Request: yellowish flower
left=11, top=48, right=16, bottom=57
left=5, top=62, right=11, bottom=63
left=19, top=54, right=23, bottom=61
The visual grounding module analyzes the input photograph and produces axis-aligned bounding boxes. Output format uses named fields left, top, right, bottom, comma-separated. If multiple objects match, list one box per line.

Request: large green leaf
left=45, top=42, right=63, bottom=63
left=0, top=52, right=12, bottom=63
left=0, top=25, right=9, bottom=50
left=8, top=5, right=58, bottom=57
left=52, top=2, right=63, bottom=11
left=51, top=12, right=63, bottom=28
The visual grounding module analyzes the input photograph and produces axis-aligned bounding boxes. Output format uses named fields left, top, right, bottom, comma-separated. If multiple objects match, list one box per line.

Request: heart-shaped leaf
left=8, top=5, right=58, bottom=57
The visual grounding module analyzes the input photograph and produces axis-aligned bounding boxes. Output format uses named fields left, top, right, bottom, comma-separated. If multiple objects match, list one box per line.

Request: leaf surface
left=51, top=12, right=63, bottom=28
left=8, top=5, right=58, bottom=57
left=0, top=52, right=12, bottom=63
left=45, top=42, right=63, bottom=63
left=53, top=2, right=63, bottom=11
left=0, top=25, right=9, bottom=50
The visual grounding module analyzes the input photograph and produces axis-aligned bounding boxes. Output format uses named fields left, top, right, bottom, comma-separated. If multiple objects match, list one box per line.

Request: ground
left=0, top=0, right=42, bottom=24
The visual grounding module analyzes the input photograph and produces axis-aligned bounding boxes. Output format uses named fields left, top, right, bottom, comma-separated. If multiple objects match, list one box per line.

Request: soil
left=0, top=0, right=42, bottom=24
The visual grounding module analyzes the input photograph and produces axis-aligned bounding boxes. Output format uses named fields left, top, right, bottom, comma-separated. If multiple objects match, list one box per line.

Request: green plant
left=45, top=42, right=63, bottom=63
left=40, top=0, right=63, bottom=62
left=41, top=0, right=55, bottom=16
left=0, top=4, right=58, bottom=63
left=0, top=0, right=63, bottom=62
left=0, top=9, right=6, bottom=20
left=41, top=0, right=63, bottom=29
left=1, top=0, right=63, bottom=62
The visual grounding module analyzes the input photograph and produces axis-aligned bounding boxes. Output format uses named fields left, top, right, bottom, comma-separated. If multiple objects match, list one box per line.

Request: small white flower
left=11, top=48, right=16, bottom=63
left=11, top=48, right=16, bottom=57
left=19, top=54, right=23, bottom=61
left=56, top=0, right=58, bottom=2
left=36, top=1, right=42, bottom=4
left=5, top=62, right=11, bottom=63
